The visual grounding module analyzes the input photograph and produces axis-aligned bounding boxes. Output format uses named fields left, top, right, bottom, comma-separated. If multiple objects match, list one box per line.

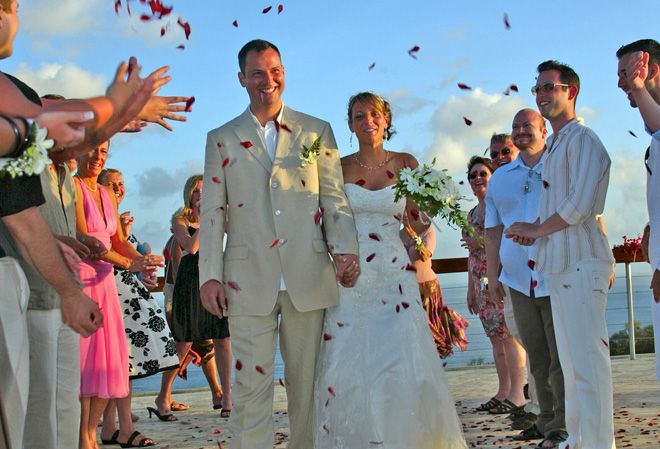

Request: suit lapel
left=272, top=106, right=302, bottom=176
left=232, top=110, right=273, bottom=173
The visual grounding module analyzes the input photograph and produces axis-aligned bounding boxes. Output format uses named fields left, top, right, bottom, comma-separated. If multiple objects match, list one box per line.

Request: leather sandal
left=512, top=424, right=544, bottom=441
left=119, top=431, right=155, bottom=448
left=475, top=397, right=502, bottom=412
left=537, top=430, right=568, bottom=448
left=101, top=430, right=120, bottom=445
left=488, top=398, right=525, bottom=414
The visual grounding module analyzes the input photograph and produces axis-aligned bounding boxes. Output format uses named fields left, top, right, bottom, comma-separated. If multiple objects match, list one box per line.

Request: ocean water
left=132, top=267, right=654, bottom=395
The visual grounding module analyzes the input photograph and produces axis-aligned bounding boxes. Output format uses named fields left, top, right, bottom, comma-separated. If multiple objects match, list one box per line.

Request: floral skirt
left=419, top=279, right=470, bottom=359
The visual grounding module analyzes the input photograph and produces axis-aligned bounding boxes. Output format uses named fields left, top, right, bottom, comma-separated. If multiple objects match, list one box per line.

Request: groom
left=199, top=39, right=359, bottom=449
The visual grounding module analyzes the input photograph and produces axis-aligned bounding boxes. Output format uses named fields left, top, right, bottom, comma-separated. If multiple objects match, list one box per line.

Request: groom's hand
left=334, top=253, right=360, bottom=287
left=200, top=280, right=227, bottom=318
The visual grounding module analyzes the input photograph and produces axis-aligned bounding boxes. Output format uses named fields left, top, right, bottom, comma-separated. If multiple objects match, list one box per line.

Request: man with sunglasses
left=616, top=39, right=660, bottom=387
left=506, top=61, right=615, bottom=449
left=489, top=134, right=520, bottom=169
left=486, top=109, right=567, bottom=448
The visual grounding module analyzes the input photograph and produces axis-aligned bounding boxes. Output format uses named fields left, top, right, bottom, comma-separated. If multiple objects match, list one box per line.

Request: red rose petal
left=314, top=209, right=324, bottom=225
left=278, top=4, right=283, bottom=13
left=366, top=253, right=376, bottom=262
left=368, top=62, right=376, bottom=71
left=528, top=259, right=535, bottom=270
left=323, top=425, right=330, bottom=434
left=217, top=142, right=222, bottom=148
left=396, top=304, right=400, bottom=312
left=222, top=158, right=230, bottom=168
left=531, top=280, right=538, bottom=290
left=270, top=240, right=279, bottom=249
left=176, top=45, right=185, bottom=50
left=386, top=170, right=394, bottom=179
left=115, top=0, right=121, bottom=14
left=328, top=387, right=336, bottom=397
left=543, top=180, right=549, bottom=188
left=337, top=322, right=344, bottom=327
left=279, top=378, right=285, bottom=387
left=392, top=257, right=397, bottom=263
left=323, top=334, right=332, bottom=341
left=262, top=6, right=272, bottom=13
left=235, top=360, right=243, bottom=370
left=280, top=123, right=292, bottom=132
left=355, top=179, right=366, bottom=186
left=398, top=284, right=402, bottom=294
left=255, top=365, right=265, bottom=375
left=227, top=281, right=239, bottom=291
left=510, top=84, right=519, bottom=92
left=463, top=117, right=473, bottom=126
left=160, top=27, right=166, bottom=36
left=185, top=96, right=195, bottom=112
left=212, top=177, right=220, bottom=184
left=214, top=429, right=220, bottom=434
left=410, top=209, right=420, bottom=221
left=301, top=179, right=306, bottom=186
left=503, top=13, right=510, bottom=29
left=459, top=180, right=465, bottom=185
left=240, top=141, right=253, bottom=148
left=393, top=213, right=402, bottom=221
left=402, top=302, right=410, bottom=309
left=140, top=14, right=152, bottom=21
left=628, top=130, right=638, bottom=138
left=405, top=264, right=417, bottom=272
left=408, top=45, right=420, bottom=59
left=602, top=338, right=609, bottom=347
left=368, top=233, right=381, bottom=241
left=232, top=20, right=238, bottom=27
left=458, top=83, right=472, bottom=90
left=237, top=203, right=243, bottom=207
left=177, top=17, right=191, bottom=39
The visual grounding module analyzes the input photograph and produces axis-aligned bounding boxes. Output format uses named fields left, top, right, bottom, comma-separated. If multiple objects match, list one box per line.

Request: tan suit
left=199, top=105, right=358, bottom=449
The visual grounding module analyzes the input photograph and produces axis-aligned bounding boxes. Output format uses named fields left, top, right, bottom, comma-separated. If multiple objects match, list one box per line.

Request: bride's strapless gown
left=313, top=184, right=467, bottom=449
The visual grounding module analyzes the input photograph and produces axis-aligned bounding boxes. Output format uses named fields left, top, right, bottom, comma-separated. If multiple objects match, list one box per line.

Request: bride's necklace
left=355, top=150, right=390, bottom=170
left=76, top=174, right=98, bottom=193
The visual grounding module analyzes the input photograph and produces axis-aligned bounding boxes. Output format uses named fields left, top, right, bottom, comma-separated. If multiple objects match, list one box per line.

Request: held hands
left=504, top=221, right=538, bottom=246
left=200, top=280, right=227, bottom=318
left=56, top=235, right=90, bottom=260
left=35, top=110, right=93, bottom=151
left=334, top=253, right=360, bottom=288
left=81, top=234, right=108, bottom=262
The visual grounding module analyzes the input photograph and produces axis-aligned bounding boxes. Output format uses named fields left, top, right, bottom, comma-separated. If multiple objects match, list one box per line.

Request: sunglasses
left=531, top=81, right=570, bottom=96
left=468, top=170, right=489, bottom=180
left=490, top=147, right=511, bottom=159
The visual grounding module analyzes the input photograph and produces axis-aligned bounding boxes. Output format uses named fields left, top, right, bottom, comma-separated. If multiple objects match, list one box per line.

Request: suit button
left=279, top=239, right=284, bottom=244
left=271, top=182, right=278, bottom=188
left=275, top=210, right=281, bottom=216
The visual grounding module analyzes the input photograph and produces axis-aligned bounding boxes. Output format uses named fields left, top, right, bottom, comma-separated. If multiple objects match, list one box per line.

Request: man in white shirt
left=616, top=39, right=660, bottom=385
left=486, top=109, right=565, bottom=447
left=506, top=61, right=615, bottom=449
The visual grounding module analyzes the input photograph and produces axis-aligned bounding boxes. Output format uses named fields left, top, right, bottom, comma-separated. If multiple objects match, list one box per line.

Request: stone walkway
left=122, top=354, right=659, bottom=448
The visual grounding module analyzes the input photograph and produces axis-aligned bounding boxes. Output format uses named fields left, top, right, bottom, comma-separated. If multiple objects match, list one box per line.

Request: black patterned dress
left=114, top=234, right=179, bottom=379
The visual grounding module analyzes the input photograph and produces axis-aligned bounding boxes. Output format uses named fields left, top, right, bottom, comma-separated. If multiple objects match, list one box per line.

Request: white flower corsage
left=0, top=122, right=53, bottom=178
left=299, top=136, right=321, bottom=167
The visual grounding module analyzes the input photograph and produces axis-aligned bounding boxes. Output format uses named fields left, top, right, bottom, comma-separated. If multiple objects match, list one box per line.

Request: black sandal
left=119, top=431, right=155, bottom=448
left=489, top=398, right=525, bottom=414
left=512, top=424, right=544, bottom=441
left=101, top=430, right=120, bottom=445
left=475, top=397, right=502, bottom=412
left=537, top=430, right=568, bottom=448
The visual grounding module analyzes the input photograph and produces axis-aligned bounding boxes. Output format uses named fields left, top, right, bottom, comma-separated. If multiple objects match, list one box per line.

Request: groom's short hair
left=238, top=39, right=281, bottom=74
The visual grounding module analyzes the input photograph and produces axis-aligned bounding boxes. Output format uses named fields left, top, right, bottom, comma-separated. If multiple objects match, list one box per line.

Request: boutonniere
left=300, top=136, right=321, bottom=167
left=0, top=122, right=53, bottom=178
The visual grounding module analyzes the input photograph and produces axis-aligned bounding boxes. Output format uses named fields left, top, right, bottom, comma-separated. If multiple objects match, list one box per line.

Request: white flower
left=0, top=123, right=53, bottom=178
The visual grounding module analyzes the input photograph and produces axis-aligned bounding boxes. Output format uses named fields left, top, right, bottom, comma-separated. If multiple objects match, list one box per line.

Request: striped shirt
left=536, top=118, right=615, bottom=274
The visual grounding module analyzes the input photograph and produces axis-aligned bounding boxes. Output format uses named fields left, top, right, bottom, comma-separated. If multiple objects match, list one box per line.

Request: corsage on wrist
left=0, top=119, right=53, bottom=178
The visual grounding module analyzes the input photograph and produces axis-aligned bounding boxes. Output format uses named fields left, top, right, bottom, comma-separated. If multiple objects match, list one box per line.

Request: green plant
left=608, top=321, right=655, bottom=356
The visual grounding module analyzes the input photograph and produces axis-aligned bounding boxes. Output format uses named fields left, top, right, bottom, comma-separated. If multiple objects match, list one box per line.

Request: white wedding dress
left=313, top=184, right=467, bottom=449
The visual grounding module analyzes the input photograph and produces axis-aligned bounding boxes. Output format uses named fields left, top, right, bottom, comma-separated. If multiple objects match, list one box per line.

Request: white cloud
left=443, top=24, right=469, bottom=42
left=423, top=88, right=527, bottom=174
left=385, top=87, right=432, bottom=117
left=11, top=62, right=107, bottom=99
left=576, top=105, right=601, bottom=121
left=134, top=159, right=204, bottom=204
left=20, top=0, right=107, bottom=36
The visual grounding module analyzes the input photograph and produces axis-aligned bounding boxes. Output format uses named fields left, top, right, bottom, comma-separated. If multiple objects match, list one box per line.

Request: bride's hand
left=335, top=253, right=360, bottom=287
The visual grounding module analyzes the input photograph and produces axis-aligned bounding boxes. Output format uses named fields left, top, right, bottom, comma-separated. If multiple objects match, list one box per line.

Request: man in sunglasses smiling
left=506, top=60, right=615, bottom=449
left=489, top=133, right=519, bottom=169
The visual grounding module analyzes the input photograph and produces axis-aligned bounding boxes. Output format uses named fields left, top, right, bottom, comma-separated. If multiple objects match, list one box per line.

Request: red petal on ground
left=398, top=284, right=403, bottom=294
left=185, top=96, right=195, bottom=112
left=386, top=170, right=394, bottom=178
left=176, top=45, right=185, bottom=50
left=301, top=179, right=306, bottom=186
left=396, top=304, right=400, bottom=312
left=328, top=387, right=336, bottom=397
left=463, top=117, right=473, bottom=126
left=280, top=123, right=292, bottom=132
left=337, top=322, right=345, bottom=327
left=370, top=442, right=383, bottom=445
left=368, top=62, right=376, bottom=71
left=410, top=209, right=420, bottom=221
left=408, top=45, right=420, bottom=59
left=270, top=240, right=279, bottom=249
left=222, top=158, right=230, bottom=168
left=278, top=4, right=283, bottom=13
left=212, top=177, right=220, bottom=184
left=510, top=84, right=519, bottom=92
left=314, top=209, right=324, bottom=225
left=563, top=284, right=570, bottom=288
left=602, top=338, right=609, bottom=347
left=279, top=378, right=285, bottom=387
left=366, top=253, right=376, bottom=262
left=355, top=179, right=366, bottom=186
left=255, top=365, right=266, bottom=374
left=235, top=360, right=243, bottom=370
left=503, top=13, right=511, bottom=29
left=232, top=20, right=238, bottom=27
left=402, top=302, right=410, bottom=309
left=214, top=429, right=220, bottom=434
left=531, top=280, right=538, bottom=290
left=458, top=83, right=472, bottom=90
left=237, top=203, right=243, bottom=207
left=323, top=334, right=332, bottom=341
left=262, top=6, right=272, bottom=13
left=240, top=141, right=253, bottom=148
left=368, top=233, right=381, bottom=241
left=527, top=259, right=535, bottom=270
left=543, top=180, right=549, bottom=188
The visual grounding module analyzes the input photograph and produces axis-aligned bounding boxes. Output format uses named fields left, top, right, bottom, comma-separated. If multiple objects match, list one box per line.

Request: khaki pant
left=0, top=258, right=30, bottom=449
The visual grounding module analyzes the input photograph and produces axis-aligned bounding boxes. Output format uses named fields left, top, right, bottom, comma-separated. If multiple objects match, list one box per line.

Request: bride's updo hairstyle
left=347, top=91, right=397, bottom=141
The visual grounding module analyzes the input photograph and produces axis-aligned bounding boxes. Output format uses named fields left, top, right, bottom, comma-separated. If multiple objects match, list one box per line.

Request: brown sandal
left=489, top=398, right=525, bottom=414
left=475, top=397, right=502, bottom=412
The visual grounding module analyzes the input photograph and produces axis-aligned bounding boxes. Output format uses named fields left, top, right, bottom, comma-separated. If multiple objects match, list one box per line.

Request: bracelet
left=14, top=116, right=31, bottom=153
left=0, top=114, right=21, bottom=157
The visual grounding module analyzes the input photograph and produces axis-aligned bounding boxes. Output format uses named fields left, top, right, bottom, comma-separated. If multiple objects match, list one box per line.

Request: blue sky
left=5, top=0, right=655, bottom=273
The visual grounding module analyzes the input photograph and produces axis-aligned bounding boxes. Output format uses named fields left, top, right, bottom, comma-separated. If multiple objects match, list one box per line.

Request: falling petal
left=160, top=27, right=166, bottom=36
left=601, top=338, right=609, bottom=347
left=629, top=130, right=638, bottom=138
left=255, top=365, right=266, bottom=375
left=386, top=170, right=394, bottom=178
left=217, top=142, right=222, bottom=148
left=463, top=117, right=473, bottom=126
left=177, top=17, right=191, bottom=39
left=323, top=425, right=330, bottom=434
left=368, top=62, right=376, bottom=71
left=391, top=257, right=397, bottom=263
left=337, top=322, right=345, bottom=327
left=366, top=253, right=376, bottom=262
left=279, top=378, right=285, bottom=387
left=370, top=442, right=383, bottom=445
left=222, top=158, right=230, bottom=168
left=543, top=180, right=549, bottom=188
left=240, top=141, right=253, bottom=148
left=314, top=208, right=324, bottom=225
left=510, top=84, right=519, bottom=92
left=405, top=264, right=417, bottom=272
left=368, top=233, right=381, bottom=241
left=393, top=213, right=403, bottom=221
left=458, top=83, right=472, bottom=90
left=328, top=387, right=336, bottom=397
left=278, top=4, right=283, bottom=13
left=398, top=284, right=402, bottom=294
left=227, top=281, right=240, bottom=291
left=503, top=87, right=511, bottom=96
left=235, top=360, right=242, bottom=370
left=237, top=203, right=243, bottom=207
left=408, top=45, right=420, bottom=59
left=355, top=179, right=366, bottom=186
left=527, top=259, right=535, bottom=270
left=323, top=334, right=332, bottom=341
left=563, top=284, right=571, bottom=288
left=531, top=280, right=538, bottom=290
left=232, top=20, right=238, bottom=27
left=140, top=14, right=152, bottom=21
left=459, top=180, right=465, bottom=185
left=402, top=302, right=410, bottom=309
left=212, top=177, right=220, bottom=184
left=262, top=6, right=272, bottom=13
left=115, top=0, right=121, bottom=14
left=396, top=304, right=400, bottom=312
left=270, top=240, right=279, bottom=249
left=301, top=179, right=306, bottom=186
left=176, top=45, right=185, bottom=50
left=503, top=13, right=511, bottom=29
left=185, top=96, right=195, bottom=112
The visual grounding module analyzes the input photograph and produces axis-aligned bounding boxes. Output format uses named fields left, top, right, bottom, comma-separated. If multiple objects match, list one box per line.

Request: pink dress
left=78, top=185, right=129, bottom=398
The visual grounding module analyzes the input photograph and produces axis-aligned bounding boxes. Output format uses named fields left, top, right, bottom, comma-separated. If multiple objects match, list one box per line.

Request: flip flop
left=101, top=430, right=120, bottom=445
left=475, top=397, right=502, bottom=412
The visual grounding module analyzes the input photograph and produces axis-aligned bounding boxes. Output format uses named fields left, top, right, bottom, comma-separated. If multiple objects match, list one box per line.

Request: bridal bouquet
left=393, top=159, right=471, bottom=234
left=0, top=122, right=53, bottom=178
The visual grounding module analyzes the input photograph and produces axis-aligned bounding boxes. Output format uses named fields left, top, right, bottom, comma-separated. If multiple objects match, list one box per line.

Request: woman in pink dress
left=75, top=141, right=162, bottom=448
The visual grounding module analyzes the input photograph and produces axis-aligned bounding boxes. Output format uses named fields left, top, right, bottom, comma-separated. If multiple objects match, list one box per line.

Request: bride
left=313, top=92, right=467, bottom=448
